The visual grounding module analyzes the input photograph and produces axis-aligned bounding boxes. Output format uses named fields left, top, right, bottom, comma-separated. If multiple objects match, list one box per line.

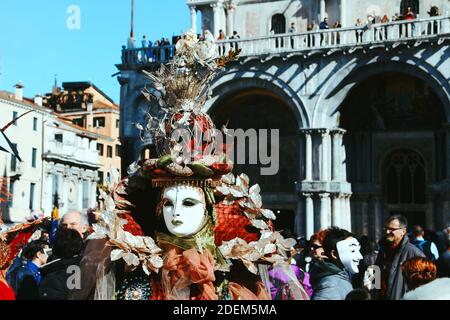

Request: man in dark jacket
left=39, top=228, right=83, bottom=300
left=375, top=214, right=425, bottom=300
left=7, top=239, right=50, bottom=300
left=311, top=227, right=363, bottom=300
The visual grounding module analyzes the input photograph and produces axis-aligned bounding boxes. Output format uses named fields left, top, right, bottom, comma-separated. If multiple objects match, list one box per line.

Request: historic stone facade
left=0, top=88, right=101, bottom=223
left=117, top=0, right=450, bottom=239
left=187, top=0, right=450, bottom=36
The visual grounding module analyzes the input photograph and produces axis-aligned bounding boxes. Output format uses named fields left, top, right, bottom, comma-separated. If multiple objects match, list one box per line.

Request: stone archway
left=210, top=87, right=300, bottom=234
left=339, top=72, right=447, bottom=238
left=271, top=14, right=286, bottom=34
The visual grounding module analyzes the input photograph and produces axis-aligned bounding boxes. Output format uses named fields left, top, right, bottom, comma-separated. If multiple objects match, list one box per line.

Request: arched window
left=384, top=150, right=425, bottom=205
left=271, top=14, right=286, bottom=34
left=400, top=0, right=419, bottom=16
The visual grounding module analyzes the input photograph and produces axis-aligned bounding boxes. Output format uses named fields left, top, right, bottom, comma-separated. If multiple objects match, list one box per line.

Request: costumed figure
left=0, top=218, right=49, bottom=300
left=75, top=30, right=309, bottom=300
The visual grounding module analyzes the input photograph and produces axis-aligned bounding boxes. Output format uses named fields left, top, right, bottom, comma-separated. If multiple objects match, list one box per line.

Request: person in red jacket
left=404, top=7, right=415, bottom=20
left=0, top=276, right=15, bottom=300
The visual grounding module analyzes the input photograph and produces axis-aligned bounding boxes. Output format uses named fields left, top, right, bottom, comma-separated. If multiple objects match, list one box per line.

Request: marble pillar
left=190, top=6, right=197, bottom=34
left=304, top=193, right=314, bottom=238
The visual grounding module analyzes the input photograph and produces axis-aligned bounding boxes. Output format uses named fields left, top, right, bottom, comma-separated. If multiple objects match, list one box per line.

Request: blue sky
left=0, top=0, right=191, bottom=103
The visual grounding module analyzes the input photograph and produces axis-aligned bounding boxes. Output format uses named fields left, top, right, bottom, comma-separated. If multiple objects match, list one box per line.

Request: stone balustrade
left=120, top=16, right=450, bottom=67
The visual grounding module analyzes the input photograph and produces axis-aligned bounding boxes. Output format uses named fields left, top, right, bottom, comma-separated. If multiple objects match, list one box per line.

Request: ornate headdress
left=132, top=30, right=239, bottom=188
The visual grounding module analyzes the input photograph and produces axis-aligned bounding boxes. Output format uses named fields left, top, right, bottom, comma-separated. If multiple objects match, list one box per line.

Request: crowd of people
left=1, top=211, right=89, bottom=300
left=123, top=30, right=242, bottom=63
left=280, top=5, right=443, bottom=48
left=1, top=210, right=448, bottom=300
left=277, top=214, right=450, bottom=300
left=121, top=5, right=445, bottom=63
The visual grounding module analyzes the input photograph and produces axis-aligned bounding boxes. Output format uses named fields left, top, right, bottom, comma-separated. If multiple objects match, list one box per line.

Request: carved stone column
left=331, top=129, right=345, bottom=181
left=226, top=2, right=236, bottom=36
left=332, top=193, right=341, bottom=227
left=370, top=195, right=383, bottom=242
left=304, top=193, right=314, bottom=238
left=319, top=193, right=331, bottom=228
left=320, top=0, right=327, bottom=21
left=190, top=6, right=197, bottom=34
left=318, top=129, right=330, bottom=181
left=340, top=0, right=347, bottom=27
left=303, top=129, right=313, bottom=181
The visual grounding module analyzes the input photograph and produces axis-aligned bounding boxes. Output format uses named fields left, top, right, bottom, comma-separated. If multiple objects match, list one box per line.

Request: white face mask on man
left=336, top=237, right=363, bottom=274
left=162, top=186, right=207, bottom=238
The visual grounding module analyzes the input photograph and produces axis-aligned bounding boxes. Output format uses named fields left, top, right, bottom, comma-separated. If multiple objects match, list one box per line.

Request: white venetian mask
left=336, top=237, right=363, bottom=274
left=161, top=186, right=207, bottom=237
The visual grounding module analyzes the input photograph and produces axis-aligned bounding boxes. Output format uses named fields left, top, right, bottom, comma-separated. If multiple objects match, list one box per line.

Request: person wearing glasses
left=375, top=215, right=424, bottom=300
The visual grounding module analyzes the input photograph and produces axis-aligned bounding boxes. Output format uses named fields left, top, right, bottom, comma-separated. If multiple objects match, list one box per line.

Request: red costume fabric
left=0, top=279, right=15, bottom=300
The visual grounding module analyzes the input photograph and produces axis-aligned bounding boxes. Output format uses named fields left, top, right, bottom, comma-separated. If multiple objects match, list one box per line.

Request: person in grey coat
left=401, top=256, right=450, bottom=300
left=311, top=227, right=363, bottom=300
left=375, top=214, right=425, bottom=300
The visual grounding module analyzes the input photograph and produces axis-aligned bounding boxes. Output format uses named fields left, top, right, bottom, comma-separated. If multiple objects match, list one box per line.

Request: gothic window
left=271, top=14, right=286, bottom=34
left=400, top=0, right=419, bottom=16
left=384, top=150, right=425, bottom=205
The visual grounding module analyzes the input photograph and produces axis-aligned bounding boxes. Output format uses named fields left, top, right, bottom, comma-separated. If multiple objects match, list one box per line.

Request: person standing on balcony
left=404, top=7, right=416, bottom=37
left=355, top=18, right=364, bottom=43
left=141, top=35, right=149, bottom=47
left=307, top=23, right=316, bottom=47
left=154, top=40, right=160, bottom=61
left=380, top=15, right=390, bottom=40
left=319, top=17, right=329, bottom=46
left=333, top=21, right=342, bottom=45
left=217, top=29, right=226, bottom=55
left=404, top=7, right=416, bottom=20
left=289, top=22, right=296, bottom=49
left=164, top=37, right=171, bottom=59
left=428, top=6, right=441, bottom=34
left=289, top=22, right=297, bottom=33
left=141, top=35, right=149, bottom=62
left=230, top=31, right=240, bottom=51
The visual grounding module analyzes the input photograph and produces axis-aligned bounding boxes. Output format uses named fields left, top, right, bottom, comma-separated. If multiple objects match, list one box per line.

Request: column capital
left=211, top=1, right=223, bottom=10
left=319, top=192, right=330, bottom=199
left=189, top=5, right=196, bottom=12
left=225, top=0, right=236, bottom=11
left=300, top=128, right=314, bottom=135
left=317, top=128, right=330, bottom=137
left=302, top=193, right=314, bottom=198
left=331, top=127, right=346, bottom=135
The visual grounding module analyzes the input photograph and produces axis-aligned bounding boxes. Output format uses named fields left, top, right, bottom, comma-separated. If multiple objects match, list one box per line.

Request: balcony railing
left=187, top=0, right=217, bottom=4
left=121, top=45, right=175, bottom=66
left=120, top=16, right=450, bottom=66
